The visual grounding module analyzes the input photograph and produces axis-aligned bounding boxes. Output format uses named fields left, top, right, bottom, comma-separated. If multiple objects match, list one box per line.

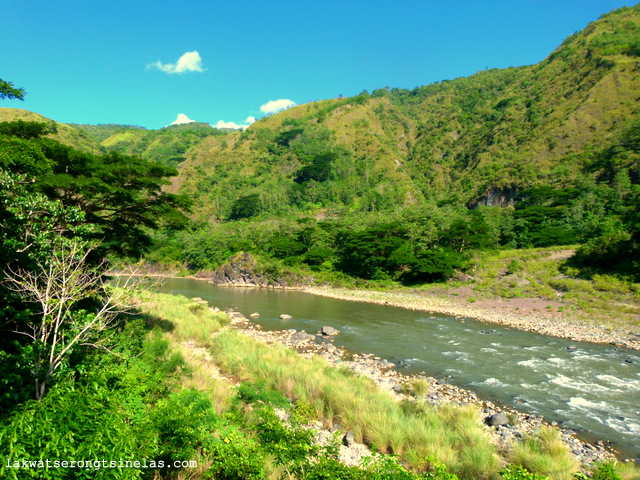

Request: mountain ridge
left=1, top=4, right=639, bottom=220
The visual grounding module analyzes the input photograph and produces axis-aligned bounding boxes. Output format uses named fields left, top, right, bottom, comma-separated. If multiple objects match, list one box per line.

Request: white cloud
left=148, top=51, right=205, bottom=74
left=171, top=113, right=196, bottom=125
left=260, top=99, right=296, bottom=115
left=215, top=120, right=242, bottom=129
left=214, top=116, right=256, bottom=130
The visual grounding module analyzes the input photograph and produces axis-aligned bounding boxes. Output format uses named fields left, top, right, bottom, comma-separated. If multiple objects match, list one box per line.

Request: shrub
left=509, top=427, right=578, bottom=480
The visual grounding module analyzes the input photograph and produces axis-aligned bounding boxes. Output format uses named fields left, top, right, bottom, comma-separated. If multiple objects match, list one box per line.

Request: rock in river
left=320, top=326, right=340, bottom=336
left=289, top=330, right=315, bottom=344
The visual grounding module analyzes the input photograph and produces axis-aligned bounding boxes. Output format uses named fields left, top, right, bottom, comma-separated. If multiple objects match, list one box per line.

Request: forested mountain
left=1, top=5, right=639, bottom=284
left=69, top=121, right=229, bottom=168
left=170, top=5, right=640, bottom=220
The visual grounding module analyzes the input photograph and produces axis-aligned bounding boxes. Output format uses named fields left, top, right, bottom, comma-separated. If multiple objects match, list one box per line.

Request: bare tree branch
left=3, top=239, right=141, bottom=400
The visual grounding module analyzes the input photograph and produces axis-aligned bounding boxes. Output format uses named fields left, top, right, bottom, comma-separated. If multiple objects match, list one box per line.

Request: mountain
left=169, top=4, right=640, bottom=221
left=2, top=6, right=639, bottom=226
left=1, top=5, right=639, bottom=282
left=70, top=122, right=229, bottom=168
left=0, top=108, right=103, bottom=154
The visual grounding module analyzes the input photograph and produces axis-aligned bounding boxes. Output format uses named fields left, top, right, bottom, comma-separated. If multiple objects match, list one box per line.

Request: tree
left=0, top=125, right=191, bottom=256
left=0, top=78, right=25, bottom=101
left=294, top=152, right=333, bottom=184
left=337, top=222, right=409, bottom=279
left=229, top=193, right=262, bottom=220
left=3, top=240, right=136, bottom=400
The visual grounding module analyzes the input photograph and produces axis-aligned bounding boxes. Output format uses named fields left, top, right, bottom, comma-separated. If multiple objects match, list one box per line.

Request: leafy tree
left=0, top=78, right=25, bottom=101
left=35, top=148, right=191, bottom=256
left=337, top=222, right=410, bottom=279
left=294, top=152, right=333, bottom=183
left=0, top=124, right=191, bottom=256
left=229, top=193, right=262, bottom=220
left=0, top=120, right=52, bottom=139
left=402, top=248, right=466, bottom=284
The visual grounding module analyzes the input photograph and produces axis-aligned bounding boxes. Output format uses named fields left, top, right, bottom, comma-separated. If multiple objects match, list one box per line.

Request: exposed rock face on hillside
left=469, top=187, right=518, bottom=208
left=202, top=252, right=306, bottom=288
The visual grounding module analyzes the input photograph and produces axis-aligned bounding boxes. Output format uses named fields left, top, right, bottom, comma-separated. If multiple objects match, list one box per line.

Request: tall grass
left=209, top=329, right=501, bottom=478
left=132, top=290, right=234, bottom=413
left=132, top=290, right=229, bottom=344
left=509, top=427, right=578, bottom=480
left=616, top=461, right=640, bottom=480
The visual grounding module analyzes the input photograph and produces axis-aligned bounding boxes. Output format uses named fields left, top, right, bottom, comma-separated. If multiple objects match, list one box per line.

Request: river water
left=157, top=278, right=640, bottom=460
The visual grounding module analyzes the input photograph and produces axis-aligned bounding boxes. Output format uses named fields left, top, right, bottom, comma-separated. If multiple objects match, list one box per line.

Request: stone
left=320, top=325, right=340, bottom=336
left=250, top=312, right=260, bottom=317
left=343, top=432, right=356, bottom=447
left=289, top=331, right=315, bottom=344
left=486, top=413, right=509, bottom=427
left=280, top=314, right=293, bottom=319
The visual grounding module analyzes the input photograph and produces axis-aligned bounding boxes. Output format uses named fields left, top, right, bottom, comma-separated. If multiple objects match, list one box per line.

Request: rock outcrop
left=204, top=252, right=305, bottom=288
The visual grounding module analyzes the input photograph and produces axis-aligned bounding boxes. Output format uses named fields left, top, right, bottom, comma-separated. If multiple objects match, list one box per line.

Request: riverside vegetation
left=1, top=4, right=640, bottom=479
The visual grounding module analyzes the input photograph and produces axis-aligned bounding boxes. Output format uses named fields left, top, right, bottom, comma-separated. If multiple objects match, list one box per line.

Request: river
left=156, top=277, right=640, bottom=460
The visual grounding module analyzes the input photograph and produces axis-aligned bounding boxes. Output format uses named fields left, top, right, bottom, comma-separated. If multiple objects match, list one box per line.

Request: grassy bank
left=133, top=290, right=502, bottom=477
left=10, top=286, right=623, bottom=479
left=210, top=329, right=500, bottom=477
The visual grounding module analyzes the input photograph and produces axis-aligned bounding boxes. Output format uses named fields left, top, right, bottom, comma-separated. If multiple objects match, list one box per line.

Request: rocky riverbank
left=223, top=309, right=621, bottom=469
left=111, top=263, right=640, bottom=351
left=302, top=287, right=640, bottom=352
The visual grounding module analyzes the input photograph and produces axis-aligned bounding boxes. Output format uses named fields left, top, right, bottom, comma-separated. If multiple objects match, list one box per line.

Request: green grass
left=509, top=427, right=578, bottom=480
left=466, top=247, right=640, bottom=330
left=131, top=290, right=235, bottom=413
left=132, top=289, right=229, bottom=344
left=209, top=329, right=500, bottom=478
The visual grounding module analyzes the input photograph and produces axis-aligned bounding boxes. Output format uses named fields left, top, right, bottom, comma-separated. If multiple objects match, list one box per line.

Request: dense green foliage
left=71, top=122, right=229, bottom=168
left=0, top=119, right=191, bottom=256
left=0, top=80, right=192, bottom=412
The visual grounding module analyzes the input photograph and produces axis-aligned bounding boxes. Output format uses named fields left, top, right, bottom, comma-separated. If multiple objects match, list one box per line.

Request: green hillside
left=142, top=5, right=639, bottom=287
left=71, top=121, right=230, bottom=168
left=0, top=108, right=102, bottom=154
left=172, top=5, right=640, bottom=219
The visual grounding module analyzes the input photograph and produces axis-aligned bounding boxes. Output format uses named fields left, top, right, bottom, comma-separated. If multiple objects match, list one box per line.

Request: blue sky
left=1, top=1, right=634, bottom=129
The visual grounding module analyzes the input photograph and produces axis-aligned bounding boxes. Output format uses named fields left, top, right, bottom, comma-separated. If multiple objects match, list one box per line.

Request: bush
left=0, top=382, right=155, bottom=480
left=500, top=465, right=549, bottom=480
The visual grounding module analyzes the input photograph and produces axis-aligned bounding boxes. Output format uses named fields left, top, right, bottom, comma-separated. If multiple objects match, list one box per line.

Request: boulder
left=319, top=326, right=340, bottom=336
left=250, top=312, right=260, bottom=317
left=280, top=314, right=293, bottom=319
left=486, top=413, right=509, bottom=427
left=343, top=432, right=356, bottom=447
left=289, top=331, right=315, bottom=344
